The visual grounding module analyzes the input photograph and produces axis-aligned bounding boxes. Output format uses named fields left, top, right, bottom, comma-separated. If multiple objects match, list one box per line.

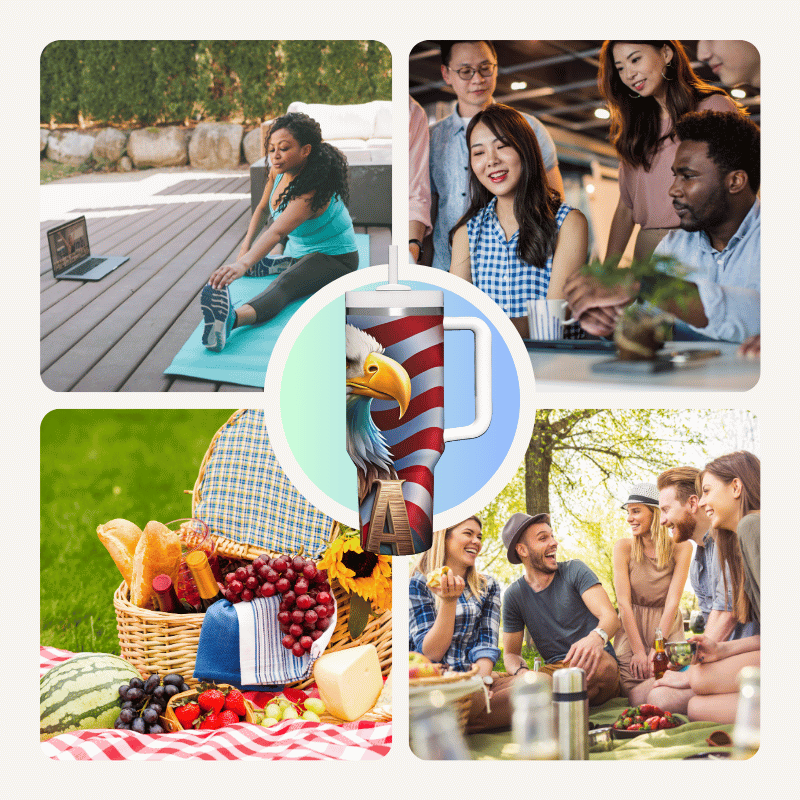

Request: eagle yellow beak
left=347, top=351, right=411, bottom=418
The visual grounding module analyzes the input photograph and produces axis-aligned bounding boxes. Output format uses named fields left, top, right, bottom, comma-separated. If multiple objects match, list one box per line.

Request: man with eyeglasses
left=428, top=41, right=564, bottom=270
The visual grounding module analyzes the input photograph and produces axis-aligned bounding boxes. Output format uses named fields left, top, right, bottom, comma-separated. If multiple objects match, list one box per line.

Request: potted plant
left=579, top=254, right=693, bottom=361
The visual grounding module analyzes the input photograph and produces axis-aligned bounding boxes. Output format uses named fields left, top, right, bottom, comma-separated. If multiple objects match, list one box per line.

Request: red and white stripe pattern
left=40, top=648, right=390, bottom=761
left=349, top=314, right=444, bottom=553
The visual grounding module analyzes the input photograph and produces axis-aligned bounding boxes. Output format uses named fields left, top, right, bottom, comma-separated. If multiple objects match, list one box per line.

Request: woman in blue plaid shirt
left=409, top=517, right=518, bottom=732
left=449, top=104, right=588, bottom=339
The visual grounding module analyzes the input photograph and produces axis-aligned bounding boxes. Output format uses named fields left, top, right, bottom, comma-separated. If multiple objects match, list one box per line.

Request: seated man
left=649, top=466, right=757, bottom=714
left=501, top=512, right=620, bottom=706
left=565, top=110, right=760, bottom=344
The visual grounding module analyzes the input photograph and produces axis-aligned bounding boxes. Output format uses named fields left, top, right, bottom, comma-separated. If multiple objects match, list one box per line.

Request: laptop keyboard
left=68, top=257, right=104, bottom=276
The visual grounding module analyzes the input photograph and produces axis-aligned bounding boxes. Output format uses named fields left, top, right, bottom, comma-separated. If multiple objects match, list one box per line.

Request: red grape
left=311, top=629, right=324, bottom=641
left=245, top=564, right=256, bottom=578
left=284, top=568, right=297, bottom=583
left=316, top=618, right=329, bottom=631
left=235, top=567, right=248, bottom=582
left=277, top=610, right=291, bottom=625
left=280, top=623, right=291, bottom=634
left=294, top=578, right=309, bottom=595
left=258, top=565, right=271, bottom=580
left=275, top=577, right=291, bottom=594
left=313, top=570, right=328, bottom=585
left=283, top=590, right=296, bottom=606
left=314, top=604, right=328, bottom=619
left=302, top=563, right=317, bottom=581
left=296, top=594, right=314, bottom=610
left=281, top=634, right=295, bottom=650
left=291, top=609, right=305, bottom=625
left=229, top=580, right=244, bottom=594
left=245, top=576, right=259, bottom=590
left=272, top=559, right=288, bottom=574
left=261, top=582, right=276, bottom=597
left=224, top=573, right=236, bottom=585
left=292, top=556, right=306, bottom=572
left=265, top=568, right=279, bottom=584
left=299, top=635, right=313, bottom=651
left=316, top=591, right=332, bottom=606
left=279, top=600, right=289, bottom=612
left=242, top=589, right=254, bottom=601
left=253, top=555, right=267, bottom=569
left=304, top=609, right=318, bottom=626
left=289, top=623, right=303, bottom=638
left=291, top=642, right=305, bottom=658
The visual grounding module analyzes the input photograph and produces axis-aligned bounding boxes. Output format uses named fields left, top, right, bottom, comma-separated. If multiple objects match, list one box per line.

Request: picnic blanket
left=40, top=647, right=391, bottom=761
left=164, top=233, right=370, bottom=387
left=465, top=696, right=735, bottom=760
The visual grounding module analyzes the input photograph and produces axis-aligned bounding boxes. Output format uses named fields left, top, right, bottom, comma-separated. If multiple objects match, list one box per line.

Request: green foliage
left=41, top=41, right=390, bottom=127
left=495, top=641, right=541, bottom=673
left=40, top=409, right=235, bottom=654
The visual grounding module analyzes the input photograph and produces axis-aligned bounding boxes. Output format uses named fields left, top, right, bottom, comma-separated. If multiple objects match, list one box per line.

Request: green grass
left=40, top=158, right=82, bottom=184
left=495, top=641, right=542, bottom=673
left=40, top=409, right=235, bottom=654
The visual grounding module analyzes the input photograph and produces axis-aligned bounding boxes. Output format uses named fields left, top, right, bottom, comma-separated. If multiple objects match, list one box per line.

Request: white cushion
left=287, top=100, right=392, bottom=141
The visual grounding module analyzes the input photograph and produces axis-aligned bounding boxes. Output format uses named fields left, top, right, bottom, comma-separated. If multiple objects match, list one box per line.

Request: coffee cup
left=527, top=299, right=577, bottom=340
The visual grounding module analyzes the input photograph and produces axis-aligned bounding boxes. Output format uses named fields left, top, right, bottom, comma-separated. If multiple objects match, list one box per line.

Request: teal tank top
left=269, top=173, right=357, bottom=258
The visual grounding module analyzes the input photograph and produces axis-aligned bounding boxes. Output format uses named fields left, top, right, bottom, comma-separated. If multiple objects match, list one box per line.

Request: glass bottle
left=185, top=550, right=223, bottom=612
left=511, top=670, right=557, bottom=759
left=410, top=695, right=470, bottom=760
left=652, top=629, right=669, bottom=680
left=152, top=574, right=195, bottom=613
left=732, top=666, right=760, bottom=759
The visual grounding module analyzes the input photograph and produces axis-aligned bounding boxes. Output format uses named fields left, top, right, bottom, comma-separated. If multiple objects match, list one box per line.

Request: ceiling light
left=594, top=107, right=610, bottom=120
left=510, top=81, right=527, bottom=91
left=731, top=88, right=747, bottom=99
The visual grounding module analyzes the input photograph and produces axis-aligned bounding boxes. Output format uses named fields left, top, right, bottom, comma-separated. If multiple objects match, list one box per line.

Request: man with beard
left=501, top=513, right=621, bottom=705
left=647, top=466, right=755, bottom=713
left=565, top=110, right=760, bottom=343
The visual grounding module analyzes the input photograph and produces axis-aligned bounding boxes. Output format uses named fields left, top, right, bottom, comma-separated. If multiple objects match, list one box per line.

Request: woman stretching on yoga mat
left=201, top=112, right=358, bottom=351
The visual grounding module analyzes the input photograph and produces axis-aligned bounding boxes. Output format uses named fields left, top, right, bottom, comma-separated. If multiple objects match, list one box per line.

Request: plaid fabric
left=467, top=199, right=573, bottom=317
left=194, top=410, right=332, bottom=557
left=40, top=648, right=391, bottom=761
left=408, top=572, right=501, bottom=671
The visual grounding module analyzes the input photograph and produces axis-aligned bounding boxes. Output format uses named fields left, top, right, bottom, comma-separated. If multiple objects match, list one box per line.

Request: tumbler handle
left=442, top=316, right=492, bottom=443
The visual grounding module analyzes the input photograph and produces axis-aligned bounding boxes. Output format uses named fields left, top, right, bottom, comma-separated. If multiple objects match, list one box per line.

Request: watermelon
left=40, top=653, right=142, bottom=740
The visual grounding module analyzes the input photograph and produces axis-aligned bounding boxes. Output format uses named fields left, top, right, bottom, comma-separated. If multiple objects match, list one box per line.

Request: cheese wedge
left=313, top=644, right=383, bottom=722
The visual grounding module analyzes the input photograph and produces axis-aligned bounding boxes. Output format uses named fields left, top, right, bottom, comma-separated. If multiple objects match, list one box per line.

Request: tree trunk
left=525, top=418, right=553, bottom=515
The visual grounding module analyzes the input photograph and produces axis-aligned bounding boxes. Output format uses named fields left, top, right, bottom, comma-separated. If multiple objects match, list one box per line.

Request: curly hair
left=676, top=110, right=761, bottom=193
left=450, top=104, right=562, bottom=269
left=598, top=40, right=735, bottom=170
left=267, top=112, right=350, bottom=214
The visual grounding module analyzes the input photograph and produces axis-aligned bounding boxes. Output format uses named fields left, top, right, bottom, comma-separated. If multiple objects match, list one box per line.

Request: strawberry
left=198, top=689, right=226, bottom=714
left=223, top=689, right=247, bottom=717
left=218, top=710, right=240, bottom=726
left=173, top=702, right=201, bottom=729
left=199, top=712, right=222, bottom=729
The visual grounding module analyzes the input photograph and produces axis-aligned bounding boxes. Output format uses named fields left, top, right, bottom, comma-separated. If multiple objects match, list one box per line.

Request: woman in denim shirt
left=409, top=516, right=518, bottom=732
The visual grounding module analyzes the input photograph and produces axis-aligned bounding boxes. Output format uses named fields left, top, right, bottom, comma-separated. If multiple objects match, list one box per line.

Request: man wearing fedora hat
left=500, top=512, right=621, bottom=705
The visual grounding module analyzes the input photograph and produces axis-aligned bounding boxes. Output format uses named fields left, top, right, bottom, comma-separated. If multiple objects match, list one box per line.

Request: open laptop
left=47, top=216, right=129, bottom=281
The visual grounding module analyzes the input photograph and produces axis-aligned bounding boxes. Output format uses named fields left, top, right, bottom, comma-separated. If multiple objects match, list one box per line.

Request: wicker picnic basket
left=113, top=410, right=392, bottom=690
left=409, top=664, right=481, bottom=732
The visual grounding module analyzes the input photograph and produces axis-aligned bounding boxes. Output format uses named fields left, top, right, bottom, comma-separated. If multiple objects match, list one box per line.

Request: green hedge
left=41, top=40, right=391, bottom=126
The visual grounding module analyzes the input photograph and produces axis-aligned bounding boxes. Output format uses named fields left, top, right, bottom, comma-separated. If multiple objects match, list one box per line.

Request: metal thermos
left=552, top=667, right=589, bottom=760
left=511, top=671, right=557, bottom=759
left=732, top=666, right=760, bottom=759
left=410, top=701, right=470, bottom=760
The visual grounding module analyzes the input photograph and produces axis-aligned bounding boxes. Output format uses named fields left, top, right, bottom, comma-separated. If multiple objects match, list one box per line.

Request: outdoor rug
left=164, top=233, right=370, bottom=388
left=465, top=697, right=738, bottom=760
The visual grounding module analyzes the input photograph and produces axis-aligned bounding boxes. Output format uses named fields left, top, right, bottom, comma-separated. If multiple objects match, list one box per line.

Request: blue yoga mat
left=164, top=234, right=370, bottom=387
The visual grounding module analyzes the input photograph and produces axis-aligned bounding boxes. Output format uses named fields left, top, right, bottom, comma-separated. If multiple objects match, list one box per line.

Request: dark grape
left=180, top=683, right=191, bottom=694
left=144, top=674, right=160, bottom=694
left=131, top=717, right=147, bottom=734
left=121, top=700, right=134, bottom=710
left=163, top=673, right=184, bottom=687
left=164, top=684, right=180, bottom=698
left=148, top=723, right=165, bottom=735
left=142, top=707, right=159, bottom=725
left=114, top=717, right=131, bottom=730
left=129, top=677, right=144, bottom=690
left=119, top=707, right=135, bottom=724
left=127, top=687, right=144, bottom=702
left=118, top=684, right=130, bottom=700
left=152, top=685, right=166, bottom=700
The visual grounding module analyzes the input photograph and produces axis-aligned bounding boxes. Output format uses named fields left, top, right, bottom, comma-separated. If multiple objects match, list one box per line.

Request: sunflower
left=318, top=528, right=392, bottom=612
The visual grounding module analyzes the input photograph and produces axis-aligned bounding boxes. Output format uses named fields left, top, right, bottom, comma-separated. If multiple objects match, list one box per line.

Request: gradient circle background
left=275, top=274, right=526, bottom=528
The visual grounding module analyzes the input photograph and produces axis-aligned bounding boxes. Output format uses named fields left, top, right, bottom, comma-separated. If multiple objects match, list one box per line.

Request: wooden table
left=527, top=341, right=759, bottom=392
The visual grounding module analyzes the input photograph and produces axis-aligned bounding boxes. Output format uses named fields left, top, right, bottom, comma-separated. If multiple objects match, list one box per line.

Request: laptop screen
left=48, top=217, right=90, bottom=275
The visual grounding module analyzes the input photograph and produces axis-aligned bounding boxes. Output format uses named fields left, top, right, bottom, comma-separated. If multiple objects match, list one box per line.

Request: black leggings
left=246, top=250, right=359, bottom=324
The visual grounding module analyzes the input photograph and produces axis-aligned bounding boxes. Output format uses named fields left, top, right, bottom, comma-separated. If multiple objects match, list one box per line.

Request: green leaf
left=348, top=593, right=372, bottom=639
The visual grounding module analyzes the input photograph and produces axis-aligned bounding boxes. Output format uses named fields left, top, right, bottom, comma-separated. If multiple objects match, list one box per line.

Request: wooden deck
left=40, top=170, right=389, bottom=392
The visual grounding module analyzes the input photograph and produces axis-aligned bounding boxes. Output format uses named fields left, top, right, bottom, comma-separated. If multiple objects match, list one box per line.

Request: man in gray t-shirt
left=500, top=513, right=621, bottom=706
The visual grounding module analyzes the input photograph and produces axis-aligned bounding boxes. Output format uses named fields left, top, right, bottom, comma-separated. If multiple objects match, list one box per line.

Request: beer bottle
left=185, top=550, right=223, bottom=611
left=652, top=629, right=669, bottom=680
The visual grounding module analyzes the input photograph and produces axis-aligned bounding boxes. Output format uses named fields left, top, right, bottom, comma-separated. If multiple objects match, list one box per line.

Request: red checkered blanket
left=40, top=647, right=391, bottom=761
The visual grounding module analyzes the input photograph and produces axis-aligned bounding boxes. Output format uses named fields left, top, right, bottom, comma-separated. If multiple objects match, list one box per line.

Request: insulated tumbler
left=345, top=281, right=491, bottom=555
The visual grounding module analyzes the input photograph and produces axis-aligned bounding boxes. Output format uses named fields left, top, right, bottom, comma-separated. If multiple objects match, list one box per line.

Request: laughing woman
left=598, top=40, right=739, bottom=261
left=687, top=451, right=760, bottom=724
left=613, top=482, right=692, bottom=706
left=200, top=112, right=358, bottom=351
left=409, top=517, right=517, bottom=733
left=449, top=103, right=587, bottom=339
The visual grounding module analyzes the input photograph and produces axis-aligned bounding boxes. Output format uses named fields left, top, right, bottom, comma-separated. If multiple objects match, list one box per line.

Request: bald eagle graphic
left=346, top=324, right=411, bottom=504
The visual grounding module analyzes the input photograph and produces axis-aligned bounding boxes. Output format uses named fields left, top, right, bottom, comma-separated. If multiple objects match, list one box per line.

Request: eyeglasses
left=448, top=63, right=497, bottom=80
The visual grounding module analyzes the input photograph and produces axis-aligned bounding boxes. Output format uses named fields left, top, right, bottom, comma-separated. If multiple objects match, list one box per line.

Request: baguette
left=130, top=521, right=182, bottom=609
left=96, top=518, right=142, bottom=586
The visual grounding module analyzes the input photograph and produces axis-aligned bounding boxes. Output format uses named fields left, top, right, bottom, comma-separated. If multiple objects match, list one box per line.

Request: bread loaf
left=96, top=518, right=142, bottom=585
left=130, top=521, right=182, bottom=609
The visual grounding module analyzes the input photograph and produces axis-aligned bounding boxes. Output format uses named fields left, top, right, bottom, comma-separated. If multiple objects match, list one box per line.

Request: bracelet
left=513, top=664, right=529, bottom=675
left=409, top=238, right=423, bottom=251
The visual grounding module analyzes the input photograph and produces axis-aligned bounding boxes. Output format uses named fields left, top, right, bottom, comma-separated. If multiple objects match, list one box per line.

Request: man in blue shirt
left=428, top=41, right=563, bottom=270
left=651, top=466, right=755, bottom=714
left=565, top=111, right=760, bottom=343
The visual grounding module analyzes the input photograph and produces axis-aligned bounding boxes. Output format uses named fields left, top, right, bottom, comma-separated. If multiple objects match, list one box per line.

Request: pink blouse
left=618, top=94, right=739, bottom=229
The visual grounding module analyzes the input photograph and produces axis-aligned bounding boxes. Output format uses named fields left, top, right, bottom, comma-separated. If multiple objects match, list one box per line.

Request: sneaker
left=200, top=284, right=235, bottom=352
left=246, top=254, right=295, bottom=277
